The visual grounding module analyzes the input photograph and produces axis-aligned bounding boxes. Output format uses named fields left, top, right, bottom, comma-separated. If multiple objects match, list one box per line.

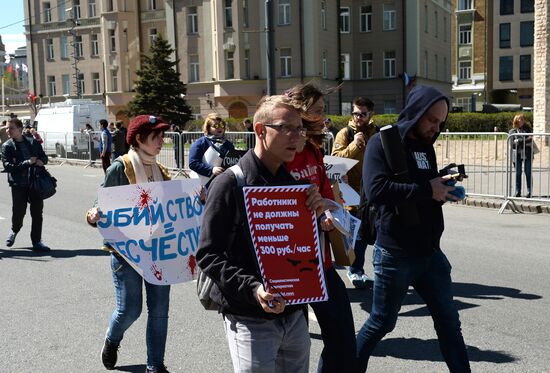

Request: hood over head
left=396, top=85, right=450, bottom=143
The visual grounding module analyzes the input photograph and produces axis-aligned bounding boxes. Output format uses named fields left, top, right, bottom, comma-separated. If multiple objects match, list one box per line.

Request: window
left=44, top=2, right=52, bottom=22
left=74, top=0, right=81, bottom=19
left=360, top=6, right=372, bottom=32
left=244, top=49, right=250, bottom=79
left=46, top=39, right=54, bottom=59
left=520, top=54, right=531, bottom=80
left=226, top=51, right=234, bottom=79
left=188, top=7, right=198, bottom=34
left=443, top=57, right=448, bottom=81
left=340, top=53, right=350, bottom=80
left=322, top=51, right=328, bottom=78
left=443, top=17, right=447, bottom=41
left=520, top=21, right=534, bottom=47
left=91, top=34, right=99, bottom=56
left=500, top=0, right=513, bottom=15
left=78, top=73, right=85, bottom=94
left=149, top=0, right=157, bottom=11
left=75, top=36, right=83, bottom=57
left=280, top=48, right=292, bottom=77
left=384, top=51, right=396, bottom=78
left=60, top=36, right=69, bottom=58
left=424, top=5, right=428, bottom=32
left=47, top=76, right=56, bottom=96
left=189, top=55, right=200, bottom=82
left=111, top=71, right=118, bottom=91
left=62, top=74, right=70, bottom=95
left=424, top=50, right=429, bottom=77
left=384, top=100, right=396, bottom=114
left=109, top=30, right=116, bottom=52
left=224, top=0, right=233, bottom=28
left=383, top=4, right=396, bottom=31
left=499, top=56, right=513, bottom=81
left=321, top=1, right=326, bottom=30
left=521, top=0, right=534, bottom=13
left=278, top=0, right=291, bottom=25
left=499, top=23, right=511, bottom=48
left=92, top=72, right=100, bottom=94
left=361, top=53, right=373, bottom=79
left=456, top=97, right=471, bottom=111
left=434, top=54, right=439, bottom=79
left=459, top=24, right=472, bottom=44
left=58, top=1, right=65, bottom=21
left=434, top=11, right=438, bottom=38
left=107, top=0, right=113, bottom=11
left=149, top=28, right=158, bottom=45
left=340, top=7, right=350, bottom=33
left=88, top=0, right=96, bottom=17
left=458, top=0, right=472, bottom=10
left=243, top=0, right=249, bottom=28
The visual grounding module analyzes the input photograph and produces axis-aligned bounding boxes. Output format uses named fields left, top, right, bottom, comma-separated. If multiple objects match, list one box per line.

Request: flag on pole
left=22, top=63, right=28, bottom=73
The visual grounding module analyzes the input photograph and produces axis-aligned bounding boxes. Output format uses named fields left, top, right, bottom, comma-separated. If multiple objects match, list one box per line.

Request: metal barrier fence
left=38, top=129, right=546, bottom=211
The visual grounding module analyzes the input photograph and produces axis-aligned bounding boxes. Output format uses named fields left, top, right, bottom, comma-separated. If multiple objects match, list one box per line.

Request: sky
left=0, top=2, right=26, bottom=54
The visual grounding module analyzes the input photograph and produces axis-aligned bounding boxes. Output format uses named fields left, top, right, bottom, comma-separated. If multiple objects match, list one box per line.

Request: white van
left=34, top=99, right=108, bottom=158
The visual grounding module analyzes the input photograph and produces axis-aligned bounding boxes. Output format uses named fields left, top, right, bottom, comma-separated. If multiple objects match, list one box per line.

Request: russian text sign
left=97, top=179, right=203, bottom=285
left=243, top=185, right=328, bottom=305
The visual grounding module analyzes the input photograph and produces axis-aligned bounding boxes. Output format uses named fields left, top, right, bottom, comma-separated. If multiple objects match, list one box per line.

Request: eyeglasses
left=352, top=111, right=374, bottom=118
left=149, top=115, right=157, bottom=124
left=264, top=123, right=307, bottom=136
left=211, top=123, right=226, bottom=129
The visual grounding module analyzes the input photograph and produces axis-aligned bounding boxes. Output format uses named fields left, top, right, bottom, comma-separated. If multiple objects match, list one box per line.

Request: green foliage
left=127, top=35, right=192, bottom=126
left=183, top=112, right=533, bottom=133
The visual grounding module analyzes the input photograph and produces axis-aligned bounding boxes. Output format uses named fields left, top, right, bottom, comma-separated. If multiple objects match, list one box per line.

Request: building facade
left=451, top=0, right=534, bottom=112
left=25, top=0, right=452, bottom=122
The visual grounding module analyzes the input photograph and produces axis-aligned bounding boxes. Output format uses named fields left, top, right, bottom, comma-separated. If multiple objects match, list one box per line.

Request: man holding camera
left=357, top=86, right=470, bottom=372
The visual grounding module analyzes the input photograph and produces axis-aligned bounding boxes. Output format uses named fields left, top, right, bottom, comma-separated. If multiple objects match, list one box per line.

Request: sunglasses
left=211, top=123, right=226, bottom=129
left=352, top=111, right=373, bottom=118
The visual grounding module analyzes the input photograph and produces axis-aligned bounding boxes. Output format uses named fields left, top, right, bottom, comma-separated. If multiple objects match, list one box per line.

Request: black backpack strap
left=346, top=126, right=355, bottom=145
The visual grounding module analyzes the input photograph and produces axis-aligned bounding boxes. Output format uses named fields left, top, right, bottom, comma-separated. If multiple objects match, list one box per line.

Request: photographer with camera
left=356, top=86, right=470, bottom=372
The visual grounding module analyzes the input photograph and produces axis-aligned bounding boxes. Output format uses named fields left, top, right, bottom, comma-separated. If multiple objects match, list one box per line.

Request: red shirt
left=286, top=142, right=334, bottom=270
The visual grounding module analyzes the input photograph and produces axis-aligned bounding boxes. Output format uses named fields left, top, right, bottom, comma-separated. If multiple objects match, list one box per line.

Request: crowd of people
left=13, top=84, right=538, bottom=372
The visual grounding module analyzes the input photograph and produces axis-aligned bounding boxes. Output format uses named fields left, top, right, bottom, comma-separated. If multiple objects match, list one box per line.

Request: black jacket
left=363, top=85, right=449, bottom=257
left=1, top=137, right=48, bottom=187
left=196, top=150, right=305, bottom=318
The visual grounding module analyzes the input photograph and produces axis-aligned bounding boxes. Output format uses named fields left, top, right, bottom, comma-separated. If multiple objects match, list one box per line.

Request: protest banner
left=97, top=179, right=203, bottom=285
left=323, top=155, right=358, bottom=183
left=243, top=185, right=328, bottom=305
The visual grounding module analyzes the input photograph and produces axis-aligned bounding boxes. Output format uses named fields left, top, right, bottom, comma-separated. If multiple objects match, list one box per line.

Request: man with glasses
left=332, top=97, right=377, bottom=288
left=197, top=95, right=327, bottom=373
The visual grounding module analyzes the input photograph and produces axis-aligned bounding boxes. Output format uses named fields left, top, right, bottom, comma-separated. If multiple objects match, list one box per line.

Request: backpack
left=197, top=164, right=246, bottom=310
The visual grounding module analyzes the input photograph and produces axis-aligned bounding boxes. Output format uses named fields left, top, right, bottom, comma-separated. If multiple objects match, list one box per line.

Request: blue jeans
left=107, top=254, right=171, bottom=367
left=350, top=212, right=368, bottom=275
left=310, top=266, right=357, bottom=373
left=356, top=246, right=470, bottom=373
left=515, top=149, right=532, bottom=195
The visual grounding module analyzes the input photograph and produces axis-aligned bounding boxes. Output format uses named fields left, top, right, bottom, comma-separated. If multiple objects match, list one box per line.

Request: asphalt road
left=1, top=164, right=549, bottom=373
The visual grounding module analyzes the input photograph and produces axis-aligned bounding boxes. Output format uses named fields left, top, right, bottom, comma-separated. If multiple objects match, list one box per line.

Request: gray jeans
left=223, top=311, right=310, bottom=373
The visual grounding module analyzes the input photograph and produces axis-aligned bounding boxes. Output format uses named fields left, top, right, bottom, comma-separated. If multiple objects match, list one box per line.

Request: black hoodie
left=362, top=86, right=450, bottom=257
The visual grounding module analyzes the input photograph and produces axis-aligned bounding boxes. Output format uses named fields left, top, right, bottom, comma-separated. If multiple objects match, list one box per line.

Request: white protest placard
left=323, top=155, right=359, bottom=183
left=190, top=146, right=223, bottom=186
left=337, top=182, right=361, bottom=206
left=97, top=179, right=204, bottom=285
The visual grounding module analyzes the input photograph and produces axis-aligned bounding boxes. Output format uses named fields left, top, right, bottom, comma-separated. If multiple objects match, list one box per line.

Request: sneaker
left=6, top=231, right=17, bottom=247
left=514, top=192, right=521, bottom=197
left=347, top=271, right=367, bottom=289
left=526, top=192, right=532, bottom=198
left=101, top=339, right=119, bottom=370
left=145, top=365, right=170, bottom=373
left=32, top=242, right=51, bottom=252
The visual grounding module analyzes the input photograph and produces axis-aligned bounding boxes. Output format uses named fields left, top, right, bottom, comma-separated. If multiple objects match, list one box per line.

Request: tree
left=127, top=34, right=192, bottom=126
